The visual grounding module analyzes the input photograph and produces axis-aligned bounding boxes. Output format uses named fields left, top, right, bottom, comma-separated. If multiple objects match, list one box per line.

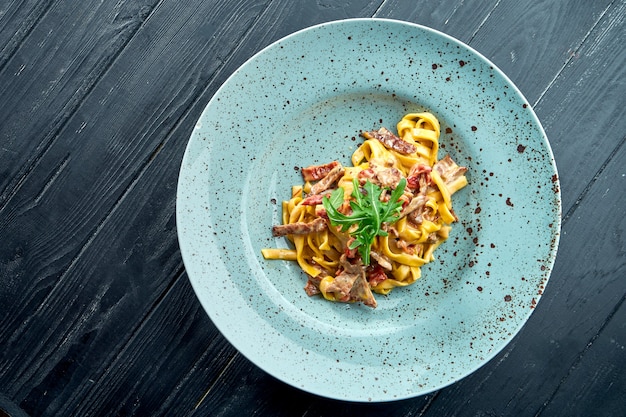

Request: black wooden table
left=1, top=1, right=624, bottom=416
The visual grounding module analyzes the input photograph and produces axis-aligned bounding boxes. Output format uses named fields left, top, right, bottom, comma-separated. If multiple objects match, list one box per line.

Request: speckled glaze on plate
left=176, top=18, right=561, bottom=402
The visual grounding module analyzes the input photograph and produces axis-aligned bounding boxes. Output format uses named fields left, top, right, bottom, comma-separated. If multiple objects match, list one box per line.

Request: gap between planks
left=3, top=0, right=271, bottom=317
left=532, top=293, right=626, bottom=417
left=561, top=133, right=626, bottom=226
left=0, top=0, right=165, bottom=214
left=532, top=0, right=616, bottom=107
left=0, top=0, right=56, bottom=74
left=7, top=1, right=621, bottom=413
left=33, top=0, right=279, bottom=410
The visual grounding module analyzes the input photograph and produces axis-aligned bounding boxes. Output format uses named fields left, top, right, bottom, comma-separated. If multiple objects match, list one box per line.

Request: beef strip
left=309, top=163, right=345, bottom=195
left=433, top=154, right=467, bottom=185
left=361, top=127, right=417, bottom=155
left=301, top=161, right=340, bottom=182
left=300, top=194, right=324, bottom=206
left=406, top=164, right=432, bottom=193
left=370, top=161, right=403, bottom=189
left=400, top=194, right=428, bottom=219
left=324, top=255, right=377, bottom=308
left=304, top=280, right=321, bottom=296
left=272, top=217, right=327, bottom=237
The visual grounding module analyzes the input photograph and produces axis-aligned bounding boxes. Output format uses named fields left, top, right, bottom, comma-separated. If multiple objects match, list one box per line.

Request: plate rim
left=176, top=17, right=562, bottom=402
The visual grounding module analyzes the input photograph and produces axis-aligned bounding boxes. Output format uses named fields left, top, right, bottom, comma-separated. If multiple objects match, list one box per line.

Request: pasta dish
left=262, top=113, right=468, bottom=308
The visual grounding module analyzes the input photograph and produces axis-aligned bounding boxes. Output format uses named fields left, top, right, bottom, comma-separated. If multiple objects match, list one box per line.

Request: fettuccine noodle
left=262, top=113, right=468, bottom=308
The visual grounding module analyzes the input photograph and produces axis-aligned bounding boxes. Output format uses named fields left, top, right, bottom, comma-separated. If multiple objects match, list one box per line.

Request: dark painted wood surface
left=0, top=0, right=624, bottom=416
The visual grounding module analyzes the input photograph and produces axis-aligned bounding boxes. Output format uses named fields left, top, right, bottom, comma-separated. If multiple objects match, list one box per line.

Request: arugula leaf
left=322, top=178, right=406, bottom=265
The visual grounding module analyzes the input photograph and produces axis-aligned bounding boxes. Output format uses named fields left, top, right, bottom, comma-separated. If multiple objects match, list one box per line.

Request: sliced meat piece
left=406, top=164, right=432, bottom=193
left=367, top=264, right=389, bottom=287
left=300, top=194, right=324, bottom=206
left=301, top=161, right=340, bottom=182
left=375, top=167, right=403, bottom=189
left=304, top=268, right=329, bottom=296
left=395, top=239, right=416, bottom=254
left=387, top=226, right=400, bottom=239
left=357, top=167, right=377, bottom=185
left=272, top=217, right=327, bottom=236
left=315, top=206, right=328, bottom=218
left=324, top=255, right=377, bottom=307
left=426, top=232, right=439, bottom=243
left=433, top=154, right=467, bottom=185
left=325, top=269, right=377, bottom=308
left=348, top=272, right=377, bottom=308
left=324, top=272, right=357, bottom=301
left=400, top=194, right=427, bottom=218
left=357, top=162, right=402, bottom=189
left=339, top=254, right=364, bottom=275
left=408, top=206, right=437, bottom=225
left=370, top=250, right=392, bottom=270
left=304, top=279, right=321, bottom=296
left=361, top=127, right=417, bottom=155
left=304, top=274, right=321, bottom=296
left=309, top=163, right=345, bottom=195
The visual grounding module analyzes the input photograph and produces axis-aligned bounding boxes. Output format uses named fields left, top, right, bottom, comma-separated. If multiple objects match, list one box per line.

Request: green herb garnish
left=322, top=178, right=407, bottom=265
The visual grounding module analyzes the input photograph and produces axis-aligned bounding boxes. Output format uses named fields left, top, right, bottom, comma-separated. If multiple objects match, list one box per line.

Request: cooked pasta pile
left=262, top=113, right=468, bottom=308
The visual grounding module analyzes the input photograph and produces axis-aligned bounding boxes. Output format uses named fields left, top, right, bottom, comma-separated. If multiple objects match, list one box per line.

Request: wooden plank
left=375, top=0, right=501, bottom=43
left=201, top=0, right=385, bottom=61
left=376, top=0, right=614, bottom=107
left=195, top=351, right=436, bottom=417
left=0, top=0, right=270, bottom=414
left=415, top=104, right=626, bottom=414
left=468, top=0, right=614, bottom=104
left=67, top=2, right=504, bottom=414
left=142, top=2, right=592, bottom=415
left=0, top=0, right=268, bottom=347
left=408, top=2, right=626, bottom=414
left=50, top=1, right=395, bottom=414
left=0, top=1, right=623, bottom=417
left=0, top=0, right=161, bottom=204
left=358, top=2, right=626, bottom=413
left=377, top=0, right=625, bottom=215
left=0, top=0, right=386, bottom=415
left=68, top=277, right=237, bottom=417
left=57, top=1, right=626, bottom=416
left=201, top=0, right=624, bottom=415
left=535, top=1, right=626, bottom=212
left=540, top=297, right=626, bottom=416
left=0, top=0, right=54, bottom=71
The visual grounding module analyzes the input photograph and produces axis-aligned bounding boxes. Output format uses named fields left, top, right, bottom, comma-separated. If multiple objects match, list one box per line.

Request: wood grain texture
left=468, top=0, right=615, bottom=104
left=541, top=295, right=626, bottom=416
left=417, top=134, right=626, bottom=417
left=0, top=0, right=55, bottom=71
left=375, top=0, right=501, bottom=43
left=536, top=0, right=626, bottom=211
left=0, top=0, right=624, bottom=415
left=0, top=0, right=158, bottom=204
left=0, top=0, right=270, bottom=414
left=0, top=0, right=384, bottom=415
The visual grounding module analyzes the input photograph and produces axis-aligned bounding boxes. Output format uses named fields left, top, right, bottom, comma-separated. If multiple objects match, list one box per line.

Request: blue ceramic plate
left=176, top=18, right=561, bottom=402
